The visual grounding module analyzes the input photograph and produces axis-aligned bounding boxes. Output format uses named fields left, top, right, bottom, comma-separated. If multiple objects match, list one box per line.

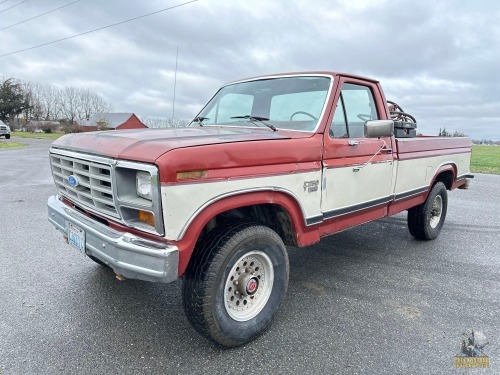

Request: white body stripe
left=162, top=171, right=322, bottom=241
left=321, top=161, right=394, bottom=212
left=394, top=153, right=471, bottom=195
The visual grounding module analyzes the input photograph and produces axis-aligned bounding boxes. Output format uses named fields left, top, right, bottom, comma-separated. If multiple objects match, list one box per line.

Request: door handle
left=348, top=140, right=360, bottom=146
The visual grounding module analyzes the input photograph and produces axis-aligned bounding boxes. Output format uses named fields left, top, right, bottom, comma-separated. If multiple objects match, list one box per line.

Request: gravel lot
left=1, top=137, right=499, bottom=374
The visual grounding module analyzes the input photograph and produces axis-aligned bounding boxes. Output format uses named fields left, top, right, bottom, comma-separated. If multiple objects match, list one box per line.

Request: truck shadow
left=58, top=215, right=444, bottom=355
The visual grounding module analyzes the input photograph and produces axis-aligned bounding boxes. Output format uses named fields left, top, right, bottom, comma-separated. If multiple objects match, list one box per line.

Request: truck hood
left=51, top=127, right=292, bottom=163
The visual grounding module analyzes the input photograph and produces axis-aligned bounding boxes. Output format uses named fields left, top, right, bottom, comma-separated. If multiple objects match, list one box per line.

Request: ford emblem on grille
left=67, top=175, right=79, bottom=187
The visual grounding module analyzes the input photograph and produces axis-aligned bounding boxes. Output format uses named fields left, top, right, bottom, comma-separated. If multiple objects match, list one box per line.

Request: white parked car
left=0, top=120, right=11, bottom=139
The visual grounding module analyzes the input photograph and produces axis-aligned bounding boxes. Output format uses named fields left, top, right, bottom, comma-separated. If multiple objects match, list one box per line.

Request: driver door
left=321, top=79, right=394, bottom=225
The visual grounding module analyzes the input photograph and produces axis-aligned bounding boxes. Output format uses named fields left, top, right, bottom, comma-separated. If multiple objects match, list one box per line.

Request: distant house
left=76, top=113, right=147, bottom=132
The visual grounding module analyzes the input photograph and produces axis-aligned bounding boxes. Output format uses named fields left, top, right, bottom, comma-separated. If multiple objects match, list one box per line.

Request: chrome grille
left=50, top=153, right=119, bottom=217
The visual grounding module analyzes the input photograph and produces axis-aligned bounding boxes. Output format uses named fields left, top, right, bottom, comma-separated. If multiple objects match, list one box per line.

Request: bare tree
left=79, top=88, right=112, bottom=120
left=59, top=86, right=81, bottom=126
left=5, top=77, right=112, bottom=130
left=140, top=116, right=189, bottom=128
left=40, top=83, right=60, bottom=121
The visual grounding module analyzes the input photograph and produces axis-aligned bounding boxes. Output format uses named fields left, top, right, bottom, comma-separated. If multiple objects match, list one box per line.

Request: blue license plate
left=68, top=223, right=85, bottom=253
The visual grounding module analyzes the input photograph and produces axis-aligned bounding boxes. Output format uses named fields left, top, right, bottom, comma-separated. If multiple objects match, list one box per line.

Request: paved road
left=1, top=137, right=499, bottom=374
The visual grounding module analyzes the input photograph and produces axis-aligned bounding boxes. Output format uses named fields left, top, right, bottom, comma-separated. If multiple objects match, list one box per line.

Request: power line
left=0, top=0, right=198, bottom=58
left=0, top=0, right=82, bottom=31
left=0, top=0, right=29, bottom=14
left=0, top=1, right=10, bottom=5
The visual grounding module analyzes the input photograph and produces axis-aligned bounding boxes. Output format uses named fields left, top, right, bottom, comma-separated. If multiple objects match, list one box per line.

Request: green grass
left=471, top=145, right=500, bottom=174
left=11, top=131, right=64, bottom=140
left=0, top=140, right=26, bottom=149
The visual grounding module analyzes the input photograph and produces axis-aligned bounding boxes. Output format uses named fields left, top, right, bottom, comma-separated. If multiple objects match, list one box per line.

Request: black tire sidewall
left=211, top=229, right=288, bottom=344
left=423, top=183, right=448, bottom=239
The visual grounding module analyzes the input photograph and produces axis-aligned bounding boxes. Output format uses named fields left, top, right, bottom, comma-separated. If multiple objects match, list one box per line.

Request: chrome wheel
left=224, top=250, right=274, bottom=322
left=429, top=195, right=443, bottom=229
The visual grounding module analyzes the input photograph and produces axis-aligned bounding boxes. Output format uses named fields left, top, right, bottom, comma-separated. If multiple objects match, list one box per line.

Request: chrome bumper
left=47, top=195, right=179, bottom=283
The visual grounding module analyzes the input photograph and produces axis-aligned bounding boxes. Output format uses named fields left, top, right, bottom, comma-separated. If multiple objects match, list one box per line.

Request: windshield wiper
left=230, top=115, right=276, bottom=131
left=192, top=116, right=209, bottom=126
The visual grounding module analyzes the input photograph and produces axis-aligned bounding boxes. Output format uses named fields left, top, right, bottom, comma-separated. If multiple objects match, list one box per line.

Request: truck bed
left=391, top=136, right=472, bottom=209
left=395, top=136, right=472, bottom=155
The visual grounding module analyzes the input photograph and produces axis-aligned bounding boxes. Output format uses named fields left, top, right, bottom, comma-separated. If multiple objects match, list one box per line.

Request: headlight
left=136, top=171, right=152, bottom=200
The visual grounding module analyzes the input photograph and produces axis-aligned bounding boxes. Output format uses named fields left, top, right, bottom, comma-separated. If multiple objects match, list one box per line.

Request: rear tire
left=408, top=182, right=448, bottom=240
left=182, top=222, right=289, bottom=347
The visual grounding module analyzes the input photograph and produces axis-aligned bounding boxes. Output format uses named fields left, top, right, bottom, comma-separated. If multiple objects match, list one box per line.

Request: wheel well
left=196, top=204, right=298, bottom=248
left=434, top=170, right=454, bottom=190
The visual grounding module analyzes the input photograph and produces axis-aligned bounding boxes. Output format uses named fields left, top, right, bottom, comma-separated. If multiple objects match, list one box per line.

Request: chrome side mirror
left=364, top=120, right=394, bottom=138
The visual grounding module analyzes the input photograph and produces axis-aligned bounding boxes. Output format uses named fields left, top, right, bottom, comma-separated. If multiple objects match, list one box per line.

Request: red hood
left=51, top=127, right=293, bottom=163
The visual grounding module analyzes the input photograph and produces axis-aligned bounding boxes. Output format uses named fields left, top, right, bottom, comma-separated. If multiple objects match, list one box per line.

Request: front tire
left=5, top=134, right=10, bottom=139
left=182, top=222, right=289, bottom=347
left=408, top=182, right=448, bottom=240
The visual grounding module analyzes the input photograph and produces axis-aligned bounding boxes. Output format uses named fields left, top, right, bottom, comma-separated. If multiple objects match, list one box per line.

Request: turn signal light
left=138, top=210, right=155, bottom=227
left=176, top=170, right=208, bottom=180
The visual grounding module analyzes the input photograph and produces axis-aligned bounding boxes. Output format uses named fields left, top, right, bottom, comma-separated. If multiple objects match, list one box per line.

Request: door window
left=330, top=83, right=379, bottom=138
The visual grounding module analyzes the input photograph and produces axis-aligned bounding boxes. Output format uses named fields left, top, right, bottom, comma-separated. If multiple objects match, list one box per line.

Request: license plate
left=68, top=223, right=85, bottom=254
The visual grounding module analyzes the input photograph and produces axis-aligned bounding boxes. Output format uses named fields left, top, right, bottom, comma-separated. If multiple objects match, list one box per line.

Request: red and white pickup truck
left=47, top=72, right=473, bottom=347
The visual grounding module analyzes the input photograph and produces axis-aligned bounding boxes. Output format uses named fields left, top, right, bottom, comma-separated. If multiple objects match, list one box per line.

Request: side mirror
left=364, top=120, right=394, bottom=138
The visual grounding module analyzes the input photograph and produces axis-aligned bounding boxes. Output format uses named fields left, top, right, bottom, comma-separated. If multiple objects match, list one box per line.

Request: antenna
left=172, top=45, right=178, bottom=124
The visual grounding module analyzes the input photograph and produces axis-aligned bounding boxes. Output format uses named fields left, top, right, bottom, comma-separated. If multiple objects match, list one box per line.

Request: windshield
left=191, top=76, right=331, bottom=132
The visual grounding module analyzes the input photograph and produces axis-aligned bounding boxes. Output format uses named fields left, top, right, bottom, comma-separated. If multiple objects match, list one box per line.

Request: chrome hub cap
left=224, top=250, right=274, bottom=321
left=430, top=195, right=443, bottom=229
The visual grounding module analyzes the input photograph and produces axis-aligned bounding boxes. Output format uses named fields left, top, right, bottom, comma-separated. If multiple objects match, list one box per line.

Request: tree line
left=0, top=77, right=112, bottom=132
left=438, top=127, right=467, bottom=137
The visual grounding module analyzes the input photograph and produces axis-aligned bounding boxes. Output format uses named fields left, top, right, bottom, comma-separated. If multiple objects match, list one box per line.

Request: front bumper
left=47, top=195, right=179, bottom=283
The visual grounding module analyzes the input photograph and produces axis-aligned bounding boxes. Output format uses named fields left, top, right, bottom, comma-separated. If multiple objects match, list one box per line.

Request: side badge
left=303, top=180, right=319, bottom=193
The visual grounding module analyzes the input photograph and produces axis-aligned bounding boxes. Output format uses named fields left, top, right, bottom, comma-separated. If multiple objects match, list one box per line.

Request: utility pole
left=172, top=45, right=178, bottom=125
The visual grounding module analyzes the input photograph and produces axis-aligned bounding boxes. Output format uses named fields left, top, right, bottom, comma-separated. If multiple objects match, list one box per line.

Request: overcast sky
left=1, top=0, right=498, bottom=139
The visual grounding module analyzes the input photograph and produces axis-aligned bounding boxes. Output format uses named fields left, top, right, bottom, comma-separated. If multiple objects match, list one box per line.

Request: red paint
left=397, top=147, right=471, bottom=161
left=158, top=136, right=323, bottom=183
left=318, top=205, right=388, bottom=238
left=52, top=126, right=304, bottom=164
left=168, top=162, right=321, bottom=185
left=396, top=137, right=472, bottom=153
left=387, top=193, right=427, bottom=216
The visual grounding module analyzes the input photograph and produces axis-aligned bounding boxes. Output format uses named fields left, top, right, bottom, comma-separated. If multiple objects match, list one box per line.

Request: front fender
left=172, top=189, right=318, bottom=276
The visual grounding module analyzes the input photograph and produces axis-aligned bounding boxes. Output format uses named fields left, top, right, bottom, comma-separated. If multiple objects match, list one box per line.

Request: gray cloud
left=0, top=0, right=498, bottom=139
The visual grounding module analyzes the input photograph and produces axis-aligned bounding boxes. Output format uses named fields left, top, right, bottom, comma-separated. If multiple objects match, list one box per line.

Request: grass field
left=471, top=145, right=500, bottom=174
left=11, top=131, right=64, bottom=140
left=0, top=140, right=26, bottom=149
